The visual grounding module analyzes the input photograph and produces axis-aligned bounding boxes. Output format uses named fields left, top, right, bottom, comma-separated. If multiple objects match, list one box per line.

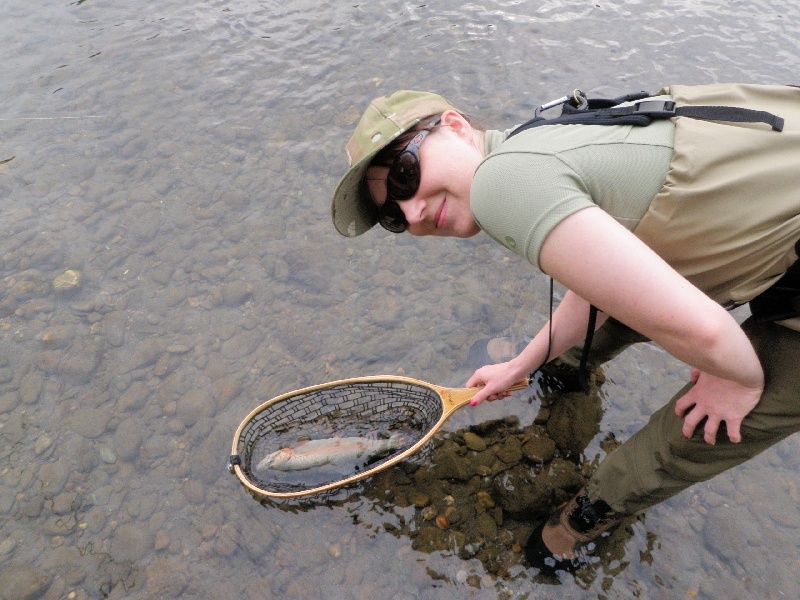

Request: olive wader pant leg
left=586, top=318, right=800, bottom=515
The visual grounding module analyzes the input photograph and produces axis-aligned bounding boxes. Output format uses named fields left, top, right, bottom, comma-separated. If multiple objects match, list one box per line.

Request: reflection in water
left=2, top=0, right=800, bottom=598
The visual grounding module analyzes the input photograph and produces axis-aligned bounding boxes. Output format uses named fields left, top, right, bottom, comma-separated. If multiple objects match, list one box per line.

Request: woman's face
left=365, top=111, right=483, bottom=238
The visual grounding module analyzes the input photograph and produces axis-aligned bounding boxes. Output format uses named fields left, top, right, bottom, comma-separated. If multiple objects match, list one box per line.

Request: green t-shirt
left=471, top=116, right=674, bottom=269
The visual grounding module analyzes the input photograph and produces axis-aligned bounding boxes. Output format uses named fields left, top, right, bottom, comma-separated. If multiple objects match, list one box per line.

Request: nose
left=398, top=195, right=426, bottom=226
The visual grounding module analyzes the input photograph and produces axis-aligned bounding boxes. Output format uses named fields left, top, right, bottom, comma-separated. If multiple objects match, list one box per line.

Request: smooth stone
left=0, top=565, right=51, bottom=600
left=99, top=447, right=117, bottom=464
left=52, top=270, right=82, bottom=292
left=463, top=432, right=487, bottom=452
left=69, top=407, right=111, bottom=438
left=19, top=371, right=44, bottom=404
left=110, top=523, right=155, bottom=562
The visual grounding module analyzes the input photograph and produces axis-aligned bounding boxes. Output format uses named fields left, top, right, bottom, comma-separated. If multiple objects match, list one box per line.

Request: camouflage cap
left=331, top=90, right=460, bottom=237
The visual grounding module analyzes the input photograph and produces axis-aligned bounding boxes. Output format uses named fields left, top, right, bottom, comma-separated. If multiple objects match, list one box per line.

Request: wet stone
left=409, top=492, right=431, bottom=508
left=113, top=418, right=145, bottom=461
left=102, top=311, right=128, bottom=347
left=521, top=426, right=557, bottom=464
left=52, top=269, right=82, bottom=292
left=0, top=391, right=18, bottom=413
left=69, top=407, right=111, bottom=438
left=19, top=371, right=44, bottom=404
left=214, top=523, right=239, bottom=557
left=130, top=339, right=165, bottom=370
left=118, top=381, right=150, bottom=412
left=99, top=447, right=117, bottom=464
left=58, top=343, right=101, bottom=383
left=212, top=281, right=252, bottom=306
left=463, top=432, right=487, bottom=452
left=495, top=438, right=523, bottom=465
left=34, top=434, right=53, bottom=456
left=146, top=558, right=190, bottom=597
left=176, top=388, right=215, bottom=427
left=110, top=523, right=155, bottom=562
left=3, top=411, right=27, bottom=444
left=0, top=565, right=52, bottom=600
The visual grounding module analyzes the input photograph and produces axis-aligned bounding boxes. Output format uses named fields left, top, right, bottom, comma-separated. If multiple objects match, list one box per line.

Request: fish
left=256, top=432, right=410, bottom=472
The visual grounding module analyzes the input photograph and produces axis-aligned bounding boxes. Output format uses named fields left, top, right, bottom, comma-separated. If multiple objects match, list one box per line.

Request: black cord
left=529, top=277, right=554, bottom=379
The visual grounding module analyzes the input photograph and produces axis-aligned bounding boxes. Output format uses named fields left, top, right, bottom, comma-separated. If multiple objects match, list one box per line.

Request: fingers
left=469, top=388, right=513, bottom=407
left=469, top=390, right=489, bottom=407
left=465, top=373, right=483, bottom=389
left=702, top=416, right=720, bottom=445
left=674, top=393, right=694, bottom=418
left=680, top=406, right=703, bottom=440
left=725, top=420, right=742, bottom=444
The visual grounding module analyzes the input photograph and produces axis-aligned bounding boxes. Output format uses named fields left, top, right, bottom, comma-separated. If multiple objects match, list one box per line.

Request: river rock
left=19, top=371, right=44, bottom=404
left=69, top=407, right=111, bottom=438
left=118, top=381, right=150, bottom=411
left=146, top=558, right=189, bottom=597
left=58, top=343, right=101, bottom=383
left=52, top=269, right=82, bottom=292
left=212, top=281, right=252, bottom=306
left=0, top=391, right=18, bottom=413
left=110, top=523, right=155, bottom=562
left=176, top=388, right=215, bottom=427
left=0, top=565, right=51, bottom=600
left=102, top=311, right=128, bottom=347
left=462, top=432, right=487, bottom=452
left=130, top=339, right=165, bottom=369
left=546, top=391, right=603, bottom=458
left=521, top=425, right=557, bottom=464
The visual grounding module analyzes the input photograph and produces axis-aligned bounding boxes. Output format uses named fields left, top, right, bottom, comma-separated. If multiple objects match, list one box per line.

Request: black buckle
left=228, top=454, right=242, bottom=473
left=634, top=100, right=676, bottom=117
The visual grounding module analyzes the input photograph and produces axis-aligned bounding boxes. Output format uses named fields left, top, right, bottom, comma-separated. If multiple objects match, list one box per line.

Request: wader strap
left=673, top=105, right=784, bottom=131
left=509, top=94, right=785, bottom=139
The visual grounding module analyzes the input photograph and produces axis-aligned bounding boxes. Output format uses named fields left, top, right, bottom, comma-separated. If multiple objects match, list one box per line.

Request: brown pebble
left=435, top=516, right=449, bottom=530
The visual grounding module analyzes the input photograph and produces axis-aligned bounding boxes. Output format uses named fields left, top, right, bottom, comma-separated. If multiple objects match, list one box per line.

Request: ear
left=438, top=110, right=472, bottom=139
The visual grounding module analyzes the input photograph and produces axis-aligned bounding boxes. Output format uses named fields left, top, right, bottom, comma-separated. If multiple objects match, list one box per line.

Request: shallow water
left=2, top=0, right=800, bottom=598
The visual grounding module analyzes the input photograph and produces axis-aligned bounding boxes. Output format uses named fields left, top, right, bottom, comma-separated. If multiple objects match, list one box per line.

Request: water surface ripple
left=1, top=0, right=799, bottom=598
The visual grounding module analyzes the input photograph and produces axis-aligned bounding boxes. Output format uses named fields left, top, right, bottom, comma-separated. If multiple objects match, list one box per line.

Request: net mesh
left=234, top=380, right=444, bottom=496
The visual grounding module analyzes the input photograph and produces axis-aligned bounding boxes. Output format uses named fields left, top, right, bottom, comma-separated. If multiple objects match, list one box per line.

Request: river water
left=2, top=1, right=799, bottom=599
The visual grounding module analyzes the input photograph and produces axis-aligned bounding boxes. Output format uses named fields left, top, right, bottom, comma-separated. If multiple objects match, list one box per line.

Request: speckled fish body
left=256, top=433, right=407, bottom=472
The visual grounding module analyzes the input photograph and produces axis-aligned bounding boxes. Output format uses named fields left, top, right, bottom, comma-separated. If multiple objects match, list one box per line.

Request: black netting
left=234, top=380, right=443, bottom=496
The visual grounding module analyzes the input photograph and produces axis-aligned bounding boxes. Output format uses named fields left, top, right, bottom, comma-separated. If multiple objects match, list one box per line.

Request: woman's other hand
left=675, top=369, right=764, bottom=444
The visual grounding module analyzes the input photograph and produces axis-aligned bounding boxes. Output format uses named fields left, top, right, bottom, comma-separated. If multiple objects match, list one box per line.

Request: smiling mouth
left=434, top=199, right=446, bottom=229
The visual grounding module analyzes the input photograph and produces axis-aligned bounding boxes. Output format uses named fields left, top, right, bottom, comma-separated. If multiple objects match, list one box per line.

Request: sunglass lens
left=386, top=151, right=421, bottom=200
left=378, top=201, right=407, bottom=233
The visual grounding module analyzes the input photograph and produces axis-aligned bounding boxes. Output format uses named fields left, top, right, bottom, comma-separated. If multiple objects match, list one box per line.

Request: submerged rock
left=52, top=269, right=82, bottom=292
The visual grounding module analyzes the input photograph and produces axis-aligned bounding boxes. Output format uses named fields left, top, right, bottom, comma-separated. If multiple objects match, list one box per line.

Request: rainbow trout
left=256, top=432, right=409, bottom=472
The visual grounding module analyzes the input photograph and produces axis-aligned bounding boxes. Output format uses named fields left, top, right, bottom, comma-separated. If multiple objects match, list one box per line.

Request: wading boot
left=525, top=489, right=622, bottom=573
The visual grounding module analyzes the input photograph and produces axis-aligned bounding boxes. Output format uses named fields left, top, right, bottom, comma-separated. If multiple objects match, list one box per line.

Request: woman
left=331, top=85, right=800, bottom=571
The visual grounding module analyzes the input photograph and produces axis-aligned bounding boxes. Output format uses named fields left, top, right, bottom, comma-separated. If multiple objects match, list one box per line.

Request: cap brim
left=331, top=153, right=378, bottom=237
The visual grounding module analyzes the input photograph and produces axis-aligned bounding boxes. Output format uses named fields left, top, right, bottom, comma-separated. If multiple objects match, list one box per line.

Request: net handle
left=434, top=379, right=531, bottom=415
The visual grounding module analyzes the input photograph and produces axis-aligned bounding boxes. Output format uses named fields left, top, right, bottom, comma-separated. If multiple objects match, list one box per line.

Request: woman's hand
left=675, top=369, right=764, bottom=444
left=466, top=361, right=524, bottom=406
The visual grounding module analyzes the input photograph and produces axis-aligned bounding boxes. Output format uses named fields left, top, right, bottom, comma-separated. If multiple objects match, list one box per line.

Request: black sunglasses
left=377, top=119, right=441, bottom=233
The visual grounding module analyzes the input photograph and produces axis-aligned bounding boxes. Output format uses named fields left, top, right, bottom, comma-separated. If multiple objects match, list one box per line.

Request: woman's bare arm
left=468, top=207, right=763, bottom=443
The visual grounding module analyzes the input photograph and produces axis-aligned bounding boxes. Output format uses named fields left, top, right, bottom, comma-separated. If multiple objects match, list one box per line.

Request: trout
left=256, top=432, right=409, bottom=472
